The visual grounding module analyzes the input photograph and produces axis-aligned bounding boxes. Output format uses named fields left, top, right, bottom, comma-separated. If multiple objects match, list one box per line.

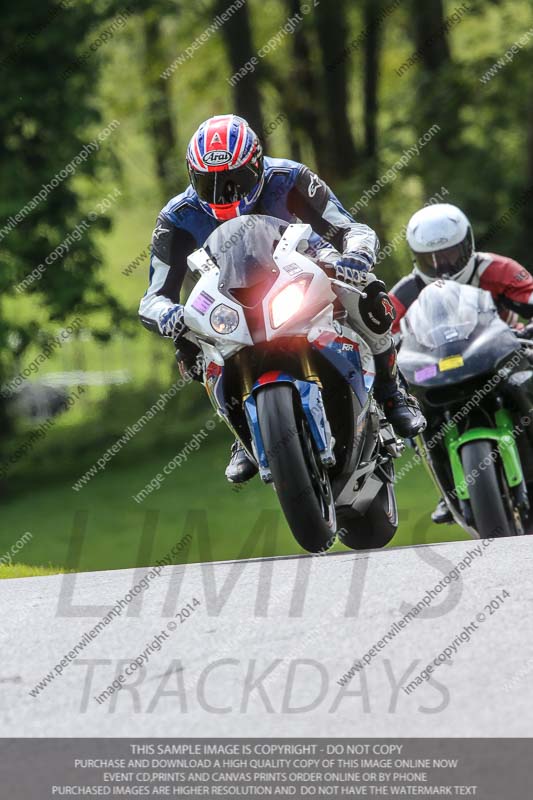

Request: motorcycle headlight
left=270, top=279, right=309, bottom=329
left=210, top=304, right=240, bottom=335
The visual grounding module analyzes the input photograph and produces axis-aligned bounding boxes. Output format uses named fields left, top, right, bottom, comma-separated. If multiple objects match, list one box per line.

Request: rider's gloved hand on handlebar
left=158, top=304, right=188, bottom=340
left=334, top=252, right=373, bottom=287
left=519, top=321, right=533, bottom=340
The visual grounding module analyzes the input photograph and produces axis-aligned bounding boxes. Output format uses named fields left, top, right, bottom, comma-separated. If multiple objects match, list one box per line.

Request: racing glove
left=334, top=252, right=373, bottom=287
left=520, top=321, right=533, bottom=340
left=158, top=304, right=188, bottom=340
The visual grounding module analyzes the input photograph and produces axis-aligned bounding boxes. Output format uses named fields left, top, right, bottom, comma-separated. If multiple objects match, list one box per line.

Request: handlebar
left=330, top=278, right=368, bottom=299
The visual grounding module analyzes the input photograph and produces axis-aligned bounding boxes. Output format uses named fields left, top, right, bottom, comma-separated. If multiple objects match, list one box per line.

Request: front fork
left=444, top=408, right=528, bottom=514
left=235, top=348, right=322, bottom=404
left=233, top=350, right=254, bottom=401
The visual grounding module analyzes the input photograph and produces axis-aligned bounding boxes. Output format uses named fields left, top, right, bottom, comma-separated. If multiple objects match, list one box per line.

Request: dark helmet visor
left=413, top=228, right=474, bottom=278
left=190, top=159, right=262, bottom=205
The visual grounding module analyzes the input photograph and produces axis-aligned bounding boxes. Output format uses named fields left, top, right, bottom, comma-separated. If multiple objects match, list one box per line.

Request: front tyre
left=256, top=384, right=337, bottom=553
left=461, top=440, right=516, bottom=538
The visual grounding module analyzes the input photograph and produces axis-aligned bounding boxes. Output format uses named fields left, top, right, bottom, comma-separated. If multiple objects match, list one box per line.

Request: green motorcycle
left=399, top=280, right=533, bottom=538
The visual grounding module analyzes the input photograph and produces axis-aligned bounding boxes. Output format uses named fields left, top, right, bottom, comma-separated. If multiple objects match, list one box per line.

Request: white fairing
left=183, top=219, right=391, bottom=520
left=183, top=223, right=340, bottom=361
left=184, top=266, right=254, bottom=357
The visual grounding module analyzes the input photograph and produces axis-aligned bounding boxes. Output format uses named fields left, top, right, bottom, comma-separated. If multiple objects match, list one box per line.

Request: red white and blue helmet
left=186, top=114, right=264, bottom=220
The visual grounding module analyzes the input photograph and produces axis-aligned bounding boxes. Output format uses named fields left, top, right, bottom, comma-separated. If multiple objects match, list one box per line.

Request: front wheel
left=460, top=440, right=517, bottom=538
left=256, top=384, right=336, bottom=553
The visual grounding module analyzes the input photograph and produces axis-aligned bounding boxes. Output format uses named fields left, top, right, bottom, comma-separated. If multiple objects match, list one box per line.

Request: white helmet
left=406, top=203, right=475, bottom=284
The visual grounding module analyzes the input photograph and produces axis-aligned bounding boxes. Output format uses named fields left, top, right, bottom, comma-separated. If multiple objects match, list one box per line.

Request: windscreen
left=403, top=281, right=496, bottom=349
left=204, top=215, right=287, bottom=292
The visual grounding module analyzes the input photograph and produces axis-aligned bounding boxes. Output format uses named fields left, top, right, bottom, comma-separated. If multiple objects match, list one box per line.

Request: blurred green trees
left=0, top=0, right=127, bottom=437
left=2, top=0, right=533, bottom=429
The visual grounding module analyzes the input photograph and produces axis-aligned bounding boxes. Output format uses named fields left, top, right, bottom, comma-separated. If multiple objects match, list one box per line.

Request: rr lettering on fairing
left=313, top=336, right=369, bottom=406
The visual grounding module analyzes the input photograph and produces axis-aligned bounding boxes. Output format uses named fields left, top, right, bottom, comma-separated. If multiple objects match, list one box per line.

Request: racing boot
left=373, top=344, right=426, bottom=439
left=225, top=440, right=259, bottom=484
left=431, top=498, right=454, bottom=525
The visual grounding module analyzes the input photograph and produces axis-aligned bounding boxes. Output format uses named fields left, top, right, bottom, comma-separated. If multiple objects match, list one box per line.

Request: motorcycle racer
left=139, top=114, right=425, bottom=483
left=391, top=202, right=533, bottom=523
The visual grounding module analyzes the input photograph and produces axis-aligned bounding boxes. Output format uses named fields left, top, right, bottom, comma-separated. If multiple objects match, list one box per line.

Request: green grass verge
left=0, top=565, right=66, bottom=579
left=0, top=427, right=468, bottom=578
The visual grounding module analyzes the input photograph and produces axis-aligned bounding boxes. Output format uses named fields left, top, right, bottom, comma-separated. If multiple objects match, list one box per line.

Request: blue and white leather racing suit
left=139, top=156, right=395, bottom=357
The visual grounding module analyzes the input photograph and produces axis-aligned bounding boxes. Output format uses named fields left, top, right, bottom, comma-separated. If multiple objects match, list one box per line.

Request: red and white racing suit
left=390, top=252, right=533, bottom=334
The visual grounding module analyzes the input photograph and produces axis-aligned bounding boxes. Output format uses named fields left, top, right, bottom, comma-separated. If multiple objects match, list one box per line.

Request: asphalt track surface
left=0, top=537, right=531, bottom=736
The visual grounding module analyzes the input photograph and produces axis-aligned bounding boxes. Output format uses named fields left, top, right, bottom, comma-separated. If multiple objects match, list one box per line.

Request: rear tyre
left=256, top=384, right=337, bottom=553
left=337, top=470, right=398, bottom=550
left=460, top=440, right=516, bottom=538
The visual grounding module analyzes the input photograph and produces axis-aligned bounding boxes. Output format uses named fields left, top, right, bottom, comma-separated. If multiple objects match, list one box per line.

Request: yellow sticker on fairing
left=439, top=355, right=464, bottom=371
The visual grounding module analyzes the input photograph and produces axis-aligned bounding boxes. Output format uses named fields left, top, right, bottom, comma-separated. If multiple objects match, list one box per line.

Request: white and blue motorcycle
left=183, top=215, right=402, bottom=553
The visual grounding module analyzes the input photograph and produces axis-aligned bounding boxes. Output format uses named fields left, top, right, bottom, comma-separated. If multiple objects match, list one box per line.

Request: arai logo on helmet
left=203, top=150, right=232, bottom=166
